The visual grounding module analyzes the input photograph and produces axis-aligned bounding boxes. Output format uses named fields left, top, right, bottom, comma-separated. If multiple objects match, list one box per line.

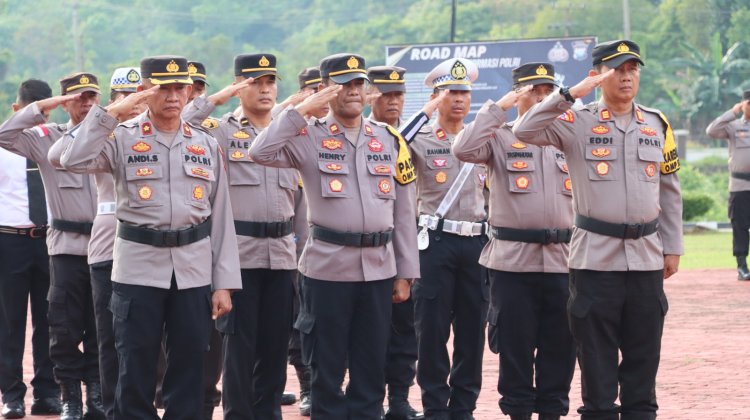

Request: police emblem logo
left=326, top=163, right=343, bottom=171
left=645, top=163, right=657, bottom=177
left=230, top=150, right=245, bottom=159
left=558, top=110, right=575, bottom=123
left=595, top=162, right=610, bottom=176
left=450, top=60, right=467, bottom=80
left=536, top=65, right=548, bottom=76
left=79, top=75, right=90, bottom=84
left=592, top=125, right=610, bottom=135
left=259, top=56, right=270, bottom=67
left=347, top=56, right=359, bottom=69
left=368, top=138, right=383, bottom=153
left=433, top=158, right=447, bottom=167
left=138, top=185, right=153, bottom=200
left=511, top=142, right=527, bottom=149
left=515, top=176, right=529, bottom=189
left=435, top=171, right=448, bottom=184
left=166, top=60, right=179, bottom=73
left=378, top=179, right=392, bottom=194
left=193, top=186, right=204, bottom=200
left=640, top=127, right=657, bottom=137
left=135, top=167, right=153, bottom=177
left=435, top=128, right=447, bottom=140
left=201, top=118, right=218, bottom=129
left=132, top=141, right=151, bottom=152
left=191, top=167, right=210, bottom=179
left=186, top=144, right=205, bottom=155
left=511, top=161, right=528, bottom=170
left=389, top=70, right=400, bottom=80
left=374, top=165, right=391, bottom=174
left=617, top=43, right=630, bottom=53
left=232, top=131, right=250, bottom=139
left=564, top=178, right=572, bottom=191
left=188, top=63, right=197, bottom=75
left=591, top=148, right=611, bottom=158
left=329, top=179, right=344, bottom=192
left=126, top=69, right=140, bottom=83
left=322, top=138, right=343, bottom=150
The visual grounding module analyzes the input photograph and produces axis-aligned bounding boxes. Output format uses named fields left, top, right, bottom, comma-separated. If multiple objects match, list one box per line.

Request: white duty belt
left=418, top=214, right=486, bottom=237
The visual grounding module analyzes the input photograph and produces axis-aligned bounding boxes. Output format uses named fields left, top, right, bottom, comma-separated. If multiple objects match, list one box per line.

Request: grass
left=682, top=231, right=734, bottom=270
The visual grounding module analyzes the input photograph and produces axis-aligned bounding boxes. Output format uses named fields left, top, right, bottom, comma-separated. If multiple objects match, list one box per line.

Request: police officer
left=706, top=92, right=750, bottom=280
left=0, top=73, right=103, bottom=420
left=0, top=79, right=60, bottom=419
left=249, top=53, right=420, bottom=420
left=409, top=58, right=488, bottom=420
left=453, top=63, right=576, bottom=420
left=57, top=55, right=241, bottom=419
left=513, top=40, right=683, bottom=420
left=188, top=61, right=208, bottom=102
left=367, top=65, right=423, bottom=420
left=183, top=53, right=305, bottom=420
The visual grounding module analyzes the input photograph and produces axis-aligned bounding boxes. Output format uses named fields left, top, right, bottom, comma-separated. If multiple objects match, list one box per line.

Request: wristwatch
left=560, top=87, right=575, bottom=103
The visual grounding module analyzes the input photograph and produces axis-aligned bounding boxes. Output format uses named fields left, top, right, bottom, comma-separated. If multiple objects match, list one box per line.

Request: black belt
left=311, top=225, right=392, bottom=247
left=732, top=172, right=750, bottom=181
left=0, top=225, right=47, bottom=238
left=116, top=218, right=212, bottom=247
left=575, top=214, right=659, bottom=240
left=51, top=219, right=93, bottom=235
left=234, top=219, right=294, bottom=238
left=490, top=226, right=572, bottom=244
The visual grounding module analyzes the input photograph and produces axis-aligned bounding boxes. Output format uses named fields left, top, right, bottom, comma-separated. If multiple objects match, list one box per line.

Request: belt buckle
left=29, top=226, right=47, bottom=239
left=459, top=222, right=474, bottom=237
left=163, top=230, right=179, bottom=247
left=624, top=223, right=643, bottom=240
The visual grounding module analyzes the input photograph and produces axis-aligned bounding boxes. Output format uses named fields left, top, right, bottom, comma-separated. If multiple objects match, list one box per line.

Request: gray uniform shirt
left=0, top=103, right=96, bottom=256
left=705, top=109, right=750, bottom=192
left=453, top=100, right=572, bottom=273
left=249, top=108, right=420, bottom=282
left=58, top=105, right=241, bottom=290
left=513, top=93, right=684, bottom=271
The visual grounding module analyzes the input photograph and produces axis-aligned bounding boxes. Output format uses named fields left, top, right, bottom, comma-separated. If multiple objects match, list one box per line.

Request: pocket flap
left=125, top=165, right=163, bottom=180
left=366, top=162, right=395, bottom=176
left=637, top=146, right=665, bottom=163
left=585, top=146, right=618, bottom=161
left=506, top=159, right=535, bottom=172
left=318, top=161, right=350, bottom=174
left=425, top=157, right=454, bottom=170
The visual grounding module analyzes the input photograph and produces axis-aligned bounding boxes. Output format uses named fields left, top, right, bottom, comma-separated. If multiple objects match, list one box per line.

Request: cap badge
left=450, top=61, right=467, bottom=80
left=126, top=69, right=140, bottom=83
left=188, top=63, right=197, bottom=75
left=193, top=186, right=204, bottom=200
left=347, top=56, right=359, bottom=69
left=166, top=60, right=179, bottom=73
left=378, top=179, right=392, bottom=194
left=259, top=56, right=270, bottom=67
left=389, top=70, right=400, bottom=80
left=617, top=43, right=630, bottom=53
left=79, top=75, right=90, bottom=84
left=535, top=65, right=548, bottom=76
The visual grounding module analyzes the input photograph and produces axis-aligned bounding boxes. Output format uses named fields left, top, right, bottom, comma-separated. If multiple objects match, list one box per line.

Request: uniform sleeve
left=0, top=102, right=51, bottom=162
left=398, top=111, right=430, bottom=145
left=452, top=100, right=505, bottom=164
left=181, top=96, right=217, bottom=126
left=59, top=105, right=117, bottom=174
left=513, top=90, right=576, bottom=151
left=705, top=109, right=737, bottom=139
left=48, top=128, right=76, bottom=168
left=207, top=147, right=242, bottom=290
left=393, top=177, right=420, bottom=279
left=247, top=107, right=308, bottom=169
left=659, top=171, right=684, bottom=255
left=292, top=181, right=309, bottom=259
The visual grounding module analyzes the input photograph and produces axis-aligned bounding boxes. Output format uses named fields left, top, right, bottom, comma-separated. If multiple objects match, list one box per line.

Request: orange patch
left=640, top=127, right=657, bottom=137
left=374, top=165, right=392, bottom=174
left=232, top=131, right=250, bottom=139
left=135, top=167, right=153, bottom=177
left=564, top=178, right=572, bottom=191
left=600, top=109, right=611, bottom=120
left=645, top=163, right=657, bottom=177
left=230, top=150, right=245, bottom=159
left=378, top=179, right=392, bottom=194
left=591, top=125, right=610, bottom=135
left=183, top=123, right=192, bottom=137
left=191, top=167, right=210, bottom=179
left=325, top=163, right=343, bottom=171
left=368, top=138, right=384, bottom=153
left=322, top=138, right=343, bottom=150
left=435, top=128, right=447, bottom=140
left=511, top=161, right=528, bottom=169
left=131, top=141, right=151, bottom=152
left=329, top=123, right=340, bottom=134
left=435, top=171, right=447, bottom=184
left=138, top=185, right=152, bottom=200
left=186, top=144, right=205, bottom=155
left=511, top=142, right=527, bottom=149
left=329, top=179, right=343, bottom=192
left=635, top=108, right=645, bottom=122
left=364, top=125, right=373, bottom=135
left=591, top=148, right=611, bottom=158
left=557, top=110, right=575, bottom=123
left=433, top=158, right=447, bottom=167
left=192, top=186, right=204, bottom=200
left=515, top=176, right=529, bottom=189
left=141, top=122, right=152, bottom=136
left=595, top=162, right=610, bottom=176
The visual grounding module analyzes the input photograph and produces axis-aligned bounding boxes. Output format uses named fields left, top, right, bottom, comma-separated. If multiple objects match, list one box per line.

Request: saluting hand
left=365, top=90, right=381, bottom=106
left=208, top=77, right=255, bottom=106
left=297, top=85, right=341, bottom=116
left=568, top=69, right=615, bottom=100
left=106, top=86, right=159, bottom=120
left=36, top=93, right=82, bottom=115
left=732, top=101, right=744, bottom=115
left=211, top=289, right=233, bottom=320
left=392, top=278, right=411, bottom=303
left=279, top=90, right=313, bottom=109
left=496, top=85, right=533, bottom=111
left=663, top=255, right=680, bottom=279
left=421, top=89, right=449, bottom=119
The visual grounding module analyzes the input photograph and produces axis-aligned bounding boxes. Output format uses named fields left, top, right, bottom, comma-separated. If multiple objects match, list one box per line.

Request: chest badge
left=374, top=165, right=392, bottom=174
left=592, top=125, right=609, bottom=134
left=186, top=144, right=206, bottom=155
left=564, top=178, right=572, bottom=191
left=325, top=163, right=343, bottom=171
left=192, top=186, right=204, bottom=200
left=433, top=158, right=447, bottom=167
left=191, top=167, right=210, bottom=179
left=368, top=138, right=384, bottom=152
left=378, top=179, right=392, bottom=194
left=329, top=179, right=344, bottom=192
left=135, top=168, right=153, bottom=177
left=322, top=138, right=343, bottom=150
left=511, top=142, right=526, bottom=149
left=232, top=131, right=250, bottom=139
left=132, top=141, right=151, bottom=152
left=138, top=185, right=153, bottom=200
left=230, top=150, right=246, bottom=159
left=511, top=161, right=528, bottom=169
left=645, top=163, right=657, bottom=177
left=591, top=148, right=611, bottom=158
left=640, top=126, right=657, bottom=137
left=435, top=171, right=448, bottom=184
left=595, top=162, right=610, bottom=176
left=515, top=176, right=529, bottom=189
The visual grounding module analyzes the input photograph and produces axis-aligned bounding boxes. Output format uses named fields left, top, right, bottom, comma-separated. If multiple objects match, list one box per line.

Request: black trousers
left=90, top=260, right=117, bottom=420
left=487, top=270, right=575, bottom=416
left=218, top=268, right=294, bottom=420
left=385, top=296, right=418, bottom=398
left=48, top=254, right=98, bottom=384
left=287, top=271, right=311, bottom=395
left=412, top=230, right=488, bottom=419
left=110, top=278, right=212, bottom=420
left=729, top=191, right=750, bottom=256
left=298, top=276, right=393, bottom=420
left=0, top=232, right=56, bottom=403
left=568, top=269, right=668, bottom=420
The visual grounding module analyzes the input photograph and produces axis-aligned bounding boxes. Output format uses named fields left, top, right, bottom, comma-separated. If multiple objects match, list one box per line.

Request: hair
left=17, top=79, right=52, bottom=106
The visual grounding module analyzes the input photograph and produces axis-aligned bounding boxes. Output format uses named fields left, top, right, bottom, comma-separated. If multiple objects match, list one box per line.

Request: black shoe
left=281, top=392, right=297, bottom=406
left=30, top=397, right=62, bottom=415
left=83, top=382, right=105, bottom=420
left=385, top=400, right=424, bottom=420
left=60, top=381, right=83, bottom=420
left=299, top=393, right=311, bottom=417
left=538, top=414, right=560, bottom=420
left=1, top=400, right=24, bottom=419
left=739, top=265, right=750, bottom=280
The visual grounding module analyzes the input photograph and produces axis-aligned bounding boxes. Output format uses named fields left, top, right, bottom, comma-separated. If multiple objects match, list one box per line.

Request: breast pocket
left=55, top=169, right=83, bottom=189
left=124, top=165, right=164, bottom=208
left=367, top=162, right=396, bottom=200
left=735, top=129, right=750, bottom=148
left=278, top=168, right=300, bottom=191
left=424, top=156, right=454, bottom=189
left=556, top=160, right=573, bottom=196
left=585, top=146, right=618, bottom=181
left=319, top=161, right=351, bottom=198
left=637, top=146, right=664, bottom=183
left=506, top=159, right=535, bottom=193
left=183, top=164, right=214, bottom=209
left=227, top=150, right=262, bottom=186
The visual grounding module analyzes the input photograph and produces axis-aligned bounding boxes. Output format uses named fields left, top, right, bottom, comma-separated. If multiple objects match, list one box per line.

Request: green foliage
left=679, top=163, right=729, bottom=222
left=682, top=192, right=714, bottom=221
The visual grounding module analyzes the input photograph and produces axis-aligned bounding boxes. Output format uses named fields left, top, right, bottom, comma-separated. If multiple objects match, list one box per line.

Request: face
left=141, top=82, right=191, bottom=121
left=742, top=100, right=750, bottom=119
left=189, top=81, right=206, bottom=101
left=63, top=91, right=100, bottom=124
left=370, top=88, right=404, bottom=124
left=433, top=89, right=470, bottom=122
left=112, top=91, right=146, bottom=120
left=328, top=78, right=366, bottom=120
left=596, top=59, right=640, bottom=104
left=237, top=75, right=277, bottom=114
left=516, top=83, right=555, bottom=114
